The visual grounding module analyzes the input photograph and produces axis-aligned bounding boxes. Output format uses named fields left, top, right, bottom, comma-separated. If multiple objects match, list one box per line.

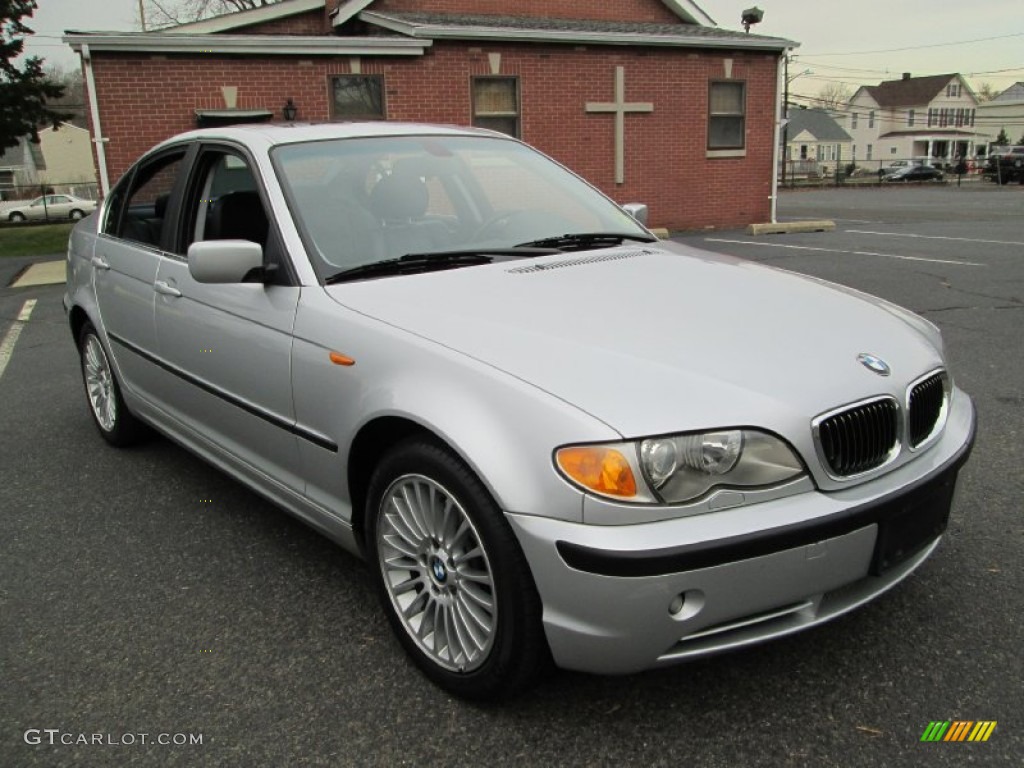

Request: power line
left=802, top=31, right=1024, bottom=57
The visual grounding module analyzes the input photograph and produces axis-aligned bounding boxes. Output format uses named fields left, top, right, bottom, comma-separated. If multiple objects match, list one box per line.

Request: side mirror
left=622, top=203, right=649, bottom=226
left=188, top=240, right=264, bottom=283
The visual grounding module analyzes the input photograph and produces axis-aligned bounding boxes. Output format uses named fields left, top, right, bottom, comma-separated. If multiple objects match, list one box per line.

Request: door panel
left=92, top=235, right=162, bottom=397
left=152, top=259, right=302, bottom=490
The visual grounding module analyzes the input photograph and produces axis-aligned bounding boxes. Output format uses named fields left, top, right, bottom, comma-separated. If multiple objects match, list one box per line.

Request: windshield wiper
left=324, top=247, right=559, bottom=285
left=514, top=232, right=657, bottom=251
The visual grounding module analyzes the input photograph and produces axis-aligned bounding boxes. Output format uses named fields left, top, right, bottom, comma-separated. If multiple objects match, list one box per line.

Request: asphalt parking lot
left=1, top=184, right=1021, bottom=767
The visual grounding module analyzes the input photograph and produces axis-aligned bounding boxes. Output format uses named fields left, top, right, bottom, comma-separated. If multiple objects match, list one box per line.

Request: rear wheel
left=366, top=438, right=548, bottom=700
left=78, top=322, right=146, bottom=446
left=9, top=212, right=25, bottom=223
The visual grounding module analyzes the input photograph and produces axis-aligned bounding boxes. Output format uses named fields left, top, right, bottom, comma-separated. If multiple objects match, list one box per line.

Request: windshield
left=271, top=134, right=649, bottom=279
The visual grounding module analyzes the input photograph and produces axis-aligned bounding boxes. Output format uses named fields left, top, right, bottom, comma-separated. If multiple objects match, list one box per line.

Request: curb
left=747, top=220, right=835, bottom=235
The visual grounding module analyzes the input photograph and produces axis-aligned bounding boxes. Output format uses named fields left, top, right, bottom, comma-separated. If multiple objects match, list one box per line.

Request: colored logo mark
left=920, top=721, right=997, bottom=742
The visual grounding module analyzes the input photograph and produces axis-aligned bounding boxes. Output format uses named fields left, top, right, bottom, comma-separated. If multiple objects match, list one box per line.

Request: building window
left=908, top=109, right=915, bottom=126
left=946, top=83, right=960, bottom=97
left=330, top=75, right=385, bottom=120
left=866, top=144, right=872, bottom=160
left=868, top=110, right=875, bottom=128
left=927, top=108, right=934, bottom=127
left=472, top=77, right=520, bottom=137
left=851, top=112, right=858, bottom=129
left=708, top=81, right=745, bottom=150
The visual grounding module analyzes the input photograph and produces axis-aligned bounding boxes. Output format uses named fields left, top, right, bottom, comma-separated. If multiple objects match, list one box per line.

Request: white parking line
left=846, top=230, right=1024, bottom=247
left=0, top=299, right=37, bottom=381
left=703, top=238, right=985, bottom=267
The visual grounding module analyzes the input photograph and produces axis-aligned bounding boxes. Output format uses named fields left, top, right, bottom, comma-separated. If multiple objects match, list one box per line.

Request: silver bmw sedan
left=64, top=122, right=975, bottom=700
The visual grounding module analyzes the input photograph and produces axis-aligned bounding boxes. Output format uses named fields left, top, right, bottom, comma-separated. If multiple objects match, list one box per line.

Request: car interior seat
left=368, top=168, right=451, bottom=258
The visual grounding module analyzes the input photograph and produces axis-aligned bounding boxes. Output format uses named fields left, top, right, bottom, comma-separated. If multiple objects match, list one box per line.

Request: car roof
left=151, top=121, right=503, bottom=154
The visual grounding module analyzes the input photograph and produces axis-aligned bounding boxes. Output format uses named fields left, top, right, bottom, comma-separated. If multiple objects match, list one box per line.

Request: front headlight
left=556, top=429, right=805, bottom=505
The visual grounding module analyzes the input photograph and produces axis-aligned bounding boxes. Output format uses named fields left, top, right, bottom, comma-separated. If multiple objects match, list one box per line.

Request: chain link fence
left=778, top=157, right=990, bottom=189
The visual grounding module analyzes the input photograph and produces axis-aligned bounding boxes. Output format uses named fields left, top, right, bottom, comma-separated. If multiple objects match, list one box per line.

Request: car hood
left=325, top=242, right=943, bottom=438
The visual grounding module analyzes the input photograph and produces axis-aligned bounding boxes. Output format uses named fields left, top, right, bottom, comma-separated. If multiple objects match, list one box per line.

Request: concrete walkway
left=9, top=259, right=65, bottom=288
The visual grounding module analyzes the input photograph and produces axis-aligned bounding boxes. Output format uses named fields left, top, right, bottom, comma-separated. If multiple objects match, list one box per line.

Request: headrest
left=207, top=190, right=267, bottom=245
left=369, top=171, right=428, bottom=221
left=154, top=192, right=170, bottom=218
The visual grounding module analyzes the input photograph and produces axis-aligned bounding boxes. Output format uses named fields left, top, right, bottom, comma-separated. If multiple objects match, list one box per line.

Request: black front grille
left=909, top=373, right=945, bottom=447
left=817, top=398, right=899, bottom=477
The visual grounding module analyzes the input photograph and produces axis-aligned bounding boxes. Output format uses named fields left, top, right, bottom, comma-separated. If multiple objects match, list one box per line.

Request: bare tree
left=974, top=82, right=997, bottom=103
left=143, top=0, right=277, bottom=28
left=816, top=82, right=853, bottom=111
left=44, top=64, right=86, bottom=126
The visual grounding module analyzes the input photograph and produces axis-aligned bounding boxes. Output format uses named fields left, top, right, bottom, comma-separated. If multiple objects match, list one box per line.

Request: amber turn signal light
left=556, top=446, right=637, bottom=497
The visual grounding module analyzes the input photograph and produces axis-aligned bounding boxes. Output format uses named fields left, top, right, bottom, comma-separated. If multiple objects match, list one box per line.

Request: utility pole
left=138, top=0, right=148, bottom=31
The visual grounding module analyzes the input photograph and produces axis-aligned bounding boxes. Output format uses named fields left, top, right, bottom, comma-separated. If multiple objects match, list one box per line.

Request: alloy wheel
left=376, top=474, right=497, bottom=672
left=83, top=334, right=117, bottom=432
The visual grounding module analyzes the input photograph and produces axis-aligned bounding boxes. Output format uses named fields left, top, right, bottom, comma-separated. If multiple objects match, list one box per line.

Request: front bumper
left=508, top=392, right=975, bottom=674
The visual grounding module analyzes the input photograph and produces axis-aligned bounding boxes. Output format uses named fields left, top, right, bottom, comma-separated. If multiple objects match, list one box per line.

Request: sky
left=18, top=0, right=1024, bottom=97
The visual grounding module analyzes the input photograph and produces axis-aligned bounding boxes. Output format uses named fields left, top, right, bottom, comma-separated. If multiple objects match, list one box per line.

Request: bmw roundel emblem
left=857, top=353, right=891, bottom=376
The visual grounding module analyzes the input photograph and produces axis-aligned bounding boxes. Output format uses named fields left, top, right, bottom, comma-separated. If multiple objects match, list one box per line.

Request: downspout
left=769, top=48, right=788, bottom=224
left=80, top=44, right=111, bottom=196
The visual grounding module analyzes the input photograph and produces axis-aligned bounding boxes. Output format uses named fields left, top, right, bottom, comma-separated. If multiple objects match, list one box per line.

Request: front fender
left=292, top=289, right=618, bottom=524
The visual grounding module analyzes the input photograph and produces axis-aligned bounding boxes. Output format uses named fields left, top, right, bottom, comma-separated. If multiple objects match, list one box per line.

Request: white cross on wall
left=585, top=66, right=654, bottom=185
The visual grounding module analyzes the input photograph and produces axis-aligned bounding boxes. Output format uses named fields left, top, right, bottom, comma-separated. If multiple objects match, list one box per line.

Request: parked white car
left=64, top=123, right=975, bottom=699
left=6, top=194, right=97, bottom=222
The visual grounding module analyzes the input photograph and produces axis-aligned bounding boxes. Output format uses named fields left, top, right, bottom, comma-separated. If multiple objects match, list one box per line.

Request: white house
left=36, top=123, right=98, bottom=195
left=846, top=73, right=982, bottom=166
left=975, top=82, right=1024, bottom=151
left=783, top=107, right=852, bottom=176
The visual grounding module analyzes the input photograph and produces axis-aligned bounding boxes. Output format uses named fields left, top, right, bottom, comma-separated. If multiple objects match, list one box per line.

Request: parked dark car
left=882, top=164, right=944, bottom=183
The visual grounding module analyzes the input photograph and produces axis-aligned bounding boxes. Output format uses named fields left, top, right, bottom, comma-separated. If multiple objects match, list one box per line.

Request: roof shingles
left=785, top=108, right=851, bottom=142
left=863, top=74, right=958, bottom=108
left=364, top=11, right=792, bottom=45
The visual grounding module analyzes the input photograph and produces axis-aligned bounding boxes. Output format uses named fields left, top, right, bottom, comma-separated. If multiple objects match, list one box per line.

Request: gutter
left=62, top=33, right=431, bottom=56
left=770, top=49, right=787, bottom=223
left=80, top=44, right=111, bottom=197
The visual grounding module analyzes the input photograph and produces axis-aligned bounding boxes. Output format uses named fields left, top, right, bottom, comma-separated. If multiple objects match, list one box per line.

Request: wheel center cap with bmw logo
left=857, top=353, right=891, bottom=376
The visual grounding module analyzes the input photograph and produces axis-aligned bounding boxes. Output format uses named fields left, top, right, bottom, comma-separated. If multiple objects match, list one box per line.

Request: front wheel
left=78, top=322, right=146, bottom=446
left=366, top=439, right=548, bottom=700
left=69, top=209, right=85, bottom=220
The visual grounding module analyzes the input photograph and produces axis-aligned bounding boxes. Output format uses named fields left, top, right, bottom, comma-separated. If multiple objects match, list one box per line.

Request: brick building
left=64, top=0, right=793, bottom=230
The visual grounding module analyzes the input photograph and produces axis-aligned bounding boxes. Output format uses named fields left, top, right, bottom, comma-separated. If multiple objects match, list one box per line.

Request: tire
left=78, top=322, right=146, bottom=446
left=366, top=438, right=548, bottom=700
left=69, top=209, right=85, bottom=220
left=9, top=212, right=25, bottom=223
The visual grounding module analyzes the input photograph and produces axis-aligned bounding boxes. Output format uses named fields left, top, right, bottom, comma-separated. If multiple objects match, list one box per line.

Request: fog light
left=669, top=589, right=705, bottom=621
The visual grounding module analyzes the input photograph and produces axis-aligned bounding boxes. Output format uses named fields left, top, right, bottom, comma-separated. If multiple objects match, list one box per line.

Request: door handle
left=154, top=280, right=182, bottom=298
left=91, top=255, right=110, bottom=270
